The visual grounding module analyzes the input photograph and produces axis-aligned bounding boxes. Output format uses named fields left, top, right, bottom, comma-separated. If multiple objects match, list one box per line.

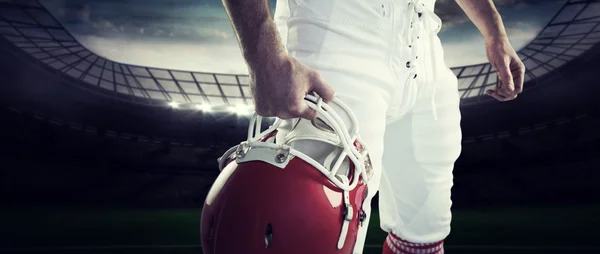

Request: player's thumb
left=310, top=72, right=336, bottom=103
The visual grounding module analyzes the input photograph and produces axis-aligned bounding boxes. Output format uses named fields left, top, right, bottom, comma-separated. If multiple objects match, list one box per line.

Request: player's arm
left=455, top=0, right=508, bottom=42
left=221, top=0, right=285, bottom=68
left=220, top=0, right=335, bottom=119
left=455, top=0, right=525, bottom=101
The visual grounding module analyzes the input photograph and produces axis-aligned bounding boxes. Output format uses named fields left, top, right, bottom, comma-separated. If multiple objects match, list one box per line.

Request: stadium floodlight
left=195, top=104, right=212, bottom=112
left=229, top=104, right=254, bottom=115
left=168, top=101, right=180, bottom=108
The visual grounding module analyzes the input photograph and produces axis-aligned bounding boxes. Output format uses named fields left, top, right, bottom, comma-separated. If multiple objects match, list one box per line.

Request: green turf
left=1, top=205, right=599, bottom=253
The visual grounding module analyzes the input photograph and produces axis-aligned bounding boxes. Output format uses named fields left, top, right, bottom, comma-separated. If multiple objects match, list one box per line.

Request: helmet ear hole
left=264, top=223, right=273, bottom=248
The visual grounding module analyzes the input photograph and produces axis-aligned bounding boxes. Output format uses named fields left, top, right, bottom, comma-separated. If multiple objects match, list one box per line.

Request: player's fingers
left=298, top=106, right=317, bottom=121
left=496, top=60, right=515, bottom=94
left=486, top=89, right=511, bottom=102
left=309, top=71, right=335, bottom=103
left=497, top=89, right=517, bottom=101
left=290, top=101, right=317, bottom=120
left=513, top=61, right=525, bottom=94
left=276, top=111, right=296, bottom=120
left=286, top=97, right=317, bottom=120
left=254, top=103, right=273, bottom=117
left=496, top=79, right=513, bottom=98
left=491, top=93, right=508, bottom=102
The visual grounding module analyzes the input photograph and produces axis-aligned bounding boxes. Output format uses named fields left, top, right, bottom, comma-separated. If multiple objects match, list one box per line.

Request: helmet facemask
left=206, top=94, right=374, bottom=252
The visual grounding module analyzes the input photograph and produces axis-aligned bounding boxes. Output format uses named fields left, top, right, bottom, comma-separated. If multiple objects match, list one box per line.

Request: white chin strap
left=216, top=94, right=372, bottom=249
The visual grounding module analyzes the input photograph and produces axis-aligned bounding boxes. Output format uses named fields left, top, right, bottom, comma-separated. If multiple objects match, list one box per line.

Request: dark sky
left=41, top=0, right=565, bottom=73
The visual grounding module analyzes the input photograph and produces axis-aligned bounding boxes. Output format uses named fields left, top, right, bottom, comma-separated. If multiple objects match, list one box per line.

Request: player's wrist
left=242, top=18, right=287, bottom=66
left=481, top=20, right=508, bottom=44
left=484, top=32, right=509, bottom=46
left=247, top=51, right=290, bottom=83
left=245, top=39, right=289, bottom=74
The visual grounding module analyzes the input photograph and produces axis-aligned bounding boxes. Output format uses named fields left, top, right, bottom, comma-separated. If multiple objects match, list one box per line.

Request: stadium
left=1, top=0, right=599, bottom=253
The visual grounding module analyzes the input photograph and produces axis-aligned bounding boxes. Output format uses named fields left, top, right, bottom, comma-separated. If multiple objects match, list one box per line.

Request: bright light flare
left=168, top=101, right=180, bottom=108
left=195, top=104, right=212, bottom=112
left=229, top=104, right=254, bottom=115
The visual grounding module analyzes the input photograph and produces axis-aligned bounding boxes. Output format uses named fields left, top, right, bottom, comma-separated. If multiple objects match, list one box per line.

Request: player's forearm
left=221, top=0, right=285, bottom=68
left=455, top=0, right=508, bottom=42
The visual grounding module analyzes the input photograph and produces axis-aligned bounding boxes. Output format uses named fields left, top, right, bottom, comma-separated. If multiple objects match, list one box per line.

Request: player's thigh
left=379, top=66, right=462, bottom=242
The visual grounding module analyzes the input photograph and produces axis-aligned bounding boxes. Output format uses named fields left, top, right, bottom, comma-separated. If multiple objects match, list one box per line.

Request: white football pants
left=273, top=0, right=462, bottom=253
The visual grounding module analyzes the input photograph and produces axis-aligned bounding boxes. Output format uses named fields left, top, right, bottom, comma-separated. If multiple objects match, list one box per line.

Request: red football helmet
left=200, top=95, right=374, bottom=254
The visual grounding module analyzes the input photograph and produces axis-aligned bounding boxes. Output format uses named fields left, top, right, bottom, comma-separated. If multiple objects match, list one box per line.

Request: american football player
left=208, top=0, right=525, bottom=253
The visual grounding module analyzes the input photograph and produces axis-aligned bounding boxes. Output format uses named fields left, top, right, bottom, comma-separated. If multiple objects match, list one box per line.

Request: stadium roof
left=1, top=0, right=599, bottom=110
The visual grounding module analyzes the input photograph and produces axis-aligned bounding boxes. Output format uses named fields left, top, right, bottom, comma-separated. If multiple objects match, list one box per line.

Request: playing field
left=1, top=205, right=599, bottom=254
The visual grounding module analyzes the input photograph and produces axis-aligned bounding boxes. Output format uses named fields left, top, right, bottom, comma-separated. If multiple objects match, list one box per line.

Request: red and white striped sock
left=382, top=233, right=444, bottom=254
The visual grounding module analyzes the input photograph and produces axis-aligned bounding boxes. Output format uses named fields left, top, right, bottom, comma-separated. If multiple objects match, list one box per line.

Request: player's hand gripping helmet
left=200, top=94, right=374, bottom=254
